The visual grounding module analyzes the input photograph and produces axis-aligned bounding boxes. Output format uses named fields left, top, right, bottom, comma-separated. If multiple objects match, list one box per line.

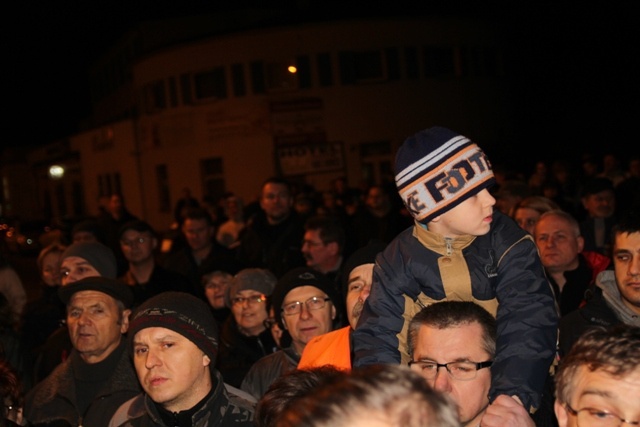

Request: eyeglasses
left=564, top=403, right=639, bottom=427
left=408, top=360, right=493, bottom=381
left=231, top=294, right=267, bottom=306
left=121, top=237, right=148, bottom=246
left=205, top=282, right=228, bottom=291
left=282, top=296, right=331, bottom=316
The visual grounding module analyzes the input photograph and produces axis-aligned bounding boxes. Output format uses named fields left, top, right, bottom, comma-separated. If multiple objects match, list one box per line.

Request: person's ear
left=120, top=309, right=132, bottom=334
left=281, top=318, right=289, bottom=330
left=554, top=400, right=569, bottom=427
left=331, top=305, right=336, bottom=320
left=576, top=236, right=585, bottom=253
left=203, top=354, right=211, bottom=367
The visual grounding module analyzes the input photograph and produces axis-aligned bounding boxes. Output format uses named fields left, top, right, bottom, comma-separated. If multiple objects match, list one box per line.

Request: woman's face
left=41, top=251, right=63, bottom=287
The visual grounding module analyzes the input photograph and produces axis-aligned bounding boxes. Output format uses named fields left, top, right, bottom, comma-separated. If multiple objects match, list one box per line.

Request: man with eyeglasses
left=118, top=220, right=190, bottom=308
left=408, top=301, right=535, bottom=427
left=554, top=324, right=639, bottom=427
left=241, top=266, right=341, bottom=399
left=215, top=268, right=279, bottom=388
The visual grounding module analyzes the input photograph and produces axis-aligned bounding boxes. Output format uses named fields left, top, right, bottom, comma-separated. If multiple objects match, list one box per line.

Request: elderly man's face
left=346, top=263, right=374, bottom=329
left=411, top=322, right=491, bottom=426
left=281, top=285, right=336, bottom=355
left=60, top=256, right=102, bottom=285
left=67, top=290, right=130, bottom=363
left=133, top=327, right=212, bottom=413
left=535, top=214, right=584, bottom=274
left=554, top=366, right=640, bottom=427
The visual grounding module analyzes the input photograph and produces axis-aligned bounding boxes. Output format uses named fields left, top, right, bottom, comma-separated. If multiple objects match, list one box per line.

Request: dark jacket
left=352, top=211, right=559, bottom=412
left=240, top=347, right=299, bottom=400
left=237, top=212, right=305, bottom=278
left=119, top=265, right=191, bottom=309
left=549, top=251, right=610, bottom=316
left=558, top=287, right=620, bottom=357
left=215, top=316, right=278, bottom=388
left=111, top=370, right=255, bottom=427
left=162, top=243, right=240, bottom=299
left=24, top=340, right=141, bottom=427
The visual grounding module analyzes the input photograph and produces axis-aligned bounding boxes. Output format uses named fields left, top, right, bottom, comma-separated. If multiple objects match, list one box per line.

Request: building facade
left=2, top=14, right=513, bottom=234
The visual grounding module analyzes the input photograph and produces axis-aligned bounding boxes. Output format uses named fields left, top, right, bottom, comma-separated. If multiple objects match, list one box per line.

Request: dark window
left=231, top=63, right=246, bottom=97
left=385, top=47, right=400, bottom=80
left=194, top=67, right=227, bottom=100
left=169, top=77, right=178, bottom=107
left=317, top=53, right=333, bottom=87
left=201, top=158, right=225, bottom=202
left=423, top=46, right=455, bottom=77
left=405, top=46, right=419, bottom=79
left=266, top=61, right=297, bottom=91
left=339, top=50, right=385, bottom=84
left=296, top=55, right=312, bottom=88
left=180, top=73, right=193, bottom=105
left=156, top=165, right=170, bottom=213
left=250, top=60, right=266, bottom=94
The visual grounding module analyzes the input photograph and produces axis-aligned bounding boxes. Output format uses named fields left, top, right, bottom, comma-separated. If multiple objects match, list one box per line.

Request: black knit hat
left=395, top=126, right=496, bottom=224
left=341, top=240, right=387, bottom=298
left=58, top=276, right=134, bottom=308
left=272, top=267, right=340, bottom=328
left=61, top=241, right=117, bottom=279
left=128, top=292, right=219, bottom=362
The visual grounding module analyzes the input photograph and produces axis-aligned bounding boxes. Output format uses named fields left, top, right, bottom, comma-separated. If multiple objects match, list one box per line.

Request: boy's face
left=429, top=189, right=496, bottom=238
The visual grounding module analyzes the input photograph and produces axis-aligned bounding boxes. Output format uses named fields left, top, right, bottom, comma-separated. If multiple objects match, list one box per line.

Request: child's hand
left=480, top=395, right=535, bottom=427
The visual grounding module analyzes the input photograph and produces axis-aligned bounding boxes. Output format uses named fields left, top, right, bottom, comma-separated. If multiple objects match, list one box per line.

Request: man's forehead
left=69, top=289, right=117, bottom=305
left=416, top=322, right=488, bottom=358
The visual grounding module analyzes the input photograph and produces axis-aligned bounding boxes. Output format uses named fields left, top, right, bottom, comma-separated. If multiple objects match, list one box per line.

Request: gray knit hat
left=61, top=241, right=117, bottom=279
left=128, top=291, right=219, bottom=362
left=225, top=268, right=277, bottom=308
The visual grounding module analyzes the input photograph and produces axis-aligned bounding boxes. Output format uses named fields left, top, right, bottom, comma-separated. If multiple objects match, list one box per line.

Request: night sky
left=3, top=2, right=638, bottom=165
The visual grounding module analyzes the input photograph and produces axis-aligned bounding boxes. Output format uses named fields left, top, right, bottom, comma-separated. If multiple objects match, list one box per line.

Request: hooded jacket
left=352, top=211, right=559, bottom=412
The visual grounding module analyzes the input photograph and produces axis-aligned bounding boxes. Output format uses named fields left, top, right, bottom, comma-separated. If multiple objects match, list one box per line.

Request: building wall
left=18, top=15, right=512, bottom=234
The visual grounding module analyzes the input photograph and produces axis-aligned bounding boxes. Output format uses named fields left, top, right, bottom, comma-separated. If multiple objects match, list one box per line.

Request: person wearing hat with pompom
left=109, top=291, right=255, bottom=426
left=352, top=126, right=559, bottom=420
left=215, top=268, right=279, bottom=388
left=240, top=266, right=342, bottom=399
left=24, top=276, right=141, bottom=427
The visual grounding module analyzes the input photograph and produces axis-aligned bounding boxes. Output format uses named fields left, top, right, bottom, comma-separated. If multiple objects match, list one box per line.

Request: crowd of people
left=0, top=125, right=638, bottom=426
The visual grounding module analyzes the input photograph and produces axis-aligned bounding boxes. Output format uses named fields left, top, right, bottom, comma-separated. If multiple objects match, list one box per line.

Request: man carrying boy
left=352, top=126, right=559, bottom=414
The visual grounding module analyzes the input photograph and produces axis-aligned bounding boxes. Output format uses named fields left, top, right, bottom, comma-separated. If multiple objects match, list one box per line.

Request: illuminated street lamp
left=49, top=165, right=65, bottom=179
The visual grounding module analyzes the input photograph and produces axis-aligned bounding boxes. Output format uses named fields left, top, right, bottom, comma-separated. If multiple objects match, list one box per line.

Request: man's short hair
left=537, top=209, right=581, bottom=237
left=276, top=364, right=460, bottom=427
left=182, top=207, right=214, bottom=226
left=304, top=216, right=345, bottom=253
left=256, top=366, right=346, bottom=427
left=261, top=176, right=292, bottom=195
left=611, top=209, right=640, bottom=239
left=554, top=324, right=640, bottom=404
left=408, top=301, right=497, bottom=359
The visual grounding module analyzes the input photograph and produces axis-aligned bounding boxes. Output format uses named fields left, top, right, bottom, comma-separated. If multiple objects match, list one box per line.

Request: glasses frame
left=408, top=359, right=493, bottom=381
left=564, top=402, right=639, bottom=427
left=281, top=296, right=331, bottom=316
left=231, top=294, right=268, bottom=307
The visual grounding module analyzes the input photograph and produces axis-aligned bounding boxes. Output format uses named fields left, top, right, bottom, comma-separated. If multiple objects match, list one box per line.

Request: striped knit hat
left=395, top=126, right=495, bottom=224
left=128, top=291, right=218, bottom=362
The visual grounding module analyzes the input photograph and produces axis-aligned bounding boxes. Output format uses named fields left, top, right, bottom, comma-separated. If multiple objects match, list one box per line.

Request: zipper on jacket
left=445, top=238, right=453, bottom=257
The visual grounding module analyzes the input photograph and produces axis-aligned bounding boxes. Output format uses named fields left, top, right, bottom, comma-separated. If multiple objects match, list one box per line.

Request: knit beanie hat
left=128, top=291, right=218, bottom=362
left=341, top=240, right=387, bottom=298
left=395, top=126, right=496, bottom=224
left=224, top=268, right=277, bottom=308
left=61, top=241, right=117, bottom=279
left=271, top=267, right=340, bottom=328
